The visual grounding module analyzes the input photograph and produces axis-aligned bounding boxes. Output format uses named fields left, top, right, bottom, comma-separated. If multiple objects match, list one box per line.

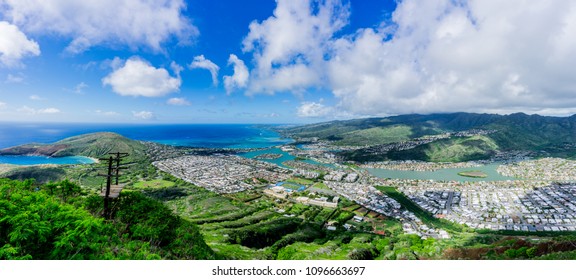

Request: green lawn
left=133, top=179, right=175, bottom=189
left=311, top=182, right=329, bottom=190
left=286, top=177, right=315, bottom=185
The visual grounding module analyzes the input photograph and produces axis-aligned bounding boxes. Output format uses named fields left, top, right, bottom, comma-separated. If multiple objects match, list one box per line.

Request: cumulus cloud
left=17, top=106, right=60, bottom=114
left=102, top=57, right=181, bottom=97
left=188, top=55, right=219, bottom=86
left=0, top=21, right=40, bottom=67
left=242, top=0, right=349, bottom=94
left=167, top=97, right=191, bottom=106
left=297, top=101, right=333, bottom=118
left=132, top=111, right=155, bottom=120
left=325, top=0, right=576, bottom=115
left=0, top=0, right=197, bottom=53
left=223, top=54, right=249, bottom=94
left=239, top=0, right=576, bottom=117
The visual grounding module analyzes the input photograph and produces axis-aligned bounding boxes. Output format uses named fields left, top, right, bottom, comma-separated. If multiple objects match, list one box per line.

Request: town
left=152, top=144, right=576, bottom=236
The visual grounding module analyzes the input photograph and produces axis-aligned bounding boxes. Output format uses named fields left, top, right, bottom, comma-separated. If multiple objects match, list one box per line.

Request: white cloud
left=0, top=0, right=197, bottom=53
left=102, top=57, right=181, bottom=97
left=74, top=82, right=88, bottom=94
left=0, top=102, right=6, bottom=109
left=188, top=55, right=219, bottom=86
left=297, top=101, right=333, bottom=118
left=29, top=95, right=44, bottom=101
left=5, top=73, right=24, bottom=83
left=95, top=110, right=120, bottom=117
left=132, top=111, right=155, bottom=120
left=167, top=97, right=190, bottom=106
left=327, top=0, right=576, bottom=115
left=237, top=0, right=576, bottom=117
left=242, top=0, right=349, bottom=94
left=0, top=21, right=39, bottom=67
left=38, top=107, right=60, bottom=114
left=223, top=54, right=249, bottom=94
left=17, top=106, right=60, bottom=114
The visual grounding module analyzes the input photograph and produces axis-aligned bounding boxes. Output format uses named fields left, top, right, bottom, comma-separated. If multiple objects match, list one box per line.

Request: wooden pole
left=103, top=156, right=113, bottom=219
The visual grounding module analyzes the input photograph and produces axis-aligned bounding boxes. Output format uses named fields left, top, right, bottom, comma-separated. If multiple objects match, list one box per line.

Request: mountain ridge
left=280, top=112, right=576, bottom=162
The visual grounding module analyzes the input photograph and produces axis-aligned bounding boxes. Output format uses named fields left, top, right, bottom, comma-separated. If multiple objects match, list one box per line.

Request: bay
left=0, top=155, right=95, bottom=165
left=0, top=123, right=292, bottom=166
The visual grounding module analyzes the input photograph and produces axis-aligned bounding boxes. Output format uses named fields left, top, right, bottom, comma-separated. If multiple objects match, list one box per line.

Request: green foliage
left=227, top=217, right=302, bottom=248
left=113, top=191, right=180, bottom=246
left=268, top=223, right=324, bottom=257
left=0, top=178, right=109, bottom=259
left=422, top=136, right=498, bottom=162
left=337, top=125, right=412, bottom=146
left=534, top=250, right=576, bottom=260
left=335, top=211, right=355, bottom=224
left=3, top=167, right=67, bottom=184
left=0, top=178, right=215, bottom=260
left=347, top=248, right=374, bottom=260
left=283, top=112, right=576, bottom=162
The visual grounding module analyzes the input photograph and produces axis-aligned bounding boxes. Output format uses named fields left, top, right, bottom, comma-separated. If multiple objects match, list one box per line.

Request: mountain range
left=280, top=112, right=576, bottom=162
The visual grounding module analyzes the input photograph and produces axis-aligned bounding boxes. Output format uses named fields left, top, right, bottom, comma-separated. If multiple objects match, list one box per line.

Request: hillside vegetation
left=281, top=113, right=576, bottom=162
left=0, top=178, right=215, bottom=260
left=0, top=132, right=148, bottom=162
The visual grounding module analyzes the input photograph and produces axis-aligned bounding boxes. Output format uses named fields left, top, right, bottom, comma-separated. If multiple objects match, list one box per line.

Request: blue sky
left=1, top=0, right=576, bottom=123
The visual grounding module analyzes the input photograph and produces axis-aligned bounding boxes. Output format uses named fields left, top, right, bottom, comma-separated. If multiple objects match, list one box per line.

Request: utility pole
left=111, top=152, right=129, bottom=185
left=99, top=152, right=129, bottom=219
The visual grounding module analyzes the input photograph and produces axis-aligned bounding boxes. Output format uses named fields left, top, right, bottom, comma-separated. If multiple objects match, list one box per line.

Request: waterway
left=0, top=155, right=96, bottom=165
left=366, top=163, right=517, bottom=182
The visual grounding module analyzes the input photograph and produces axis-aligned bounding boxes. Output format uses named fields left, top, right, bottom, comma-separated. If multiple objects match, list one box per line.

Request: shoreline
left=0, top=154, right=98, bottom=166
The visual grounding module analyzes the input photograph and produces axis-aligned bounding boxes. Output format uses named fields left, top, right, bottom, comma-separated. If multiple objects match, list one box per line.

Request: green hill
left=0, top=132, right=148, bottom=162
left=281, top=113, right=576, bottom=162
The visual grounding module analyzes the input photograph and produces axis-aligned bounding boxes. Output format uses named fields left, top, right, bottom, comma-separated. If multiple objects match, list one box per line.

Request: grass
left=336, top=125, right=413, bottom=146
left=311, top=182, right=329, bottom=190
left=226, top=191, right=261, bottom=202
left=424, top=135, right=499, bottom=162
left=286, top=177, right=315, bottom=185
left=277, top=233, right=382, bottom=260
left=133, top=179, right=175, bottom=189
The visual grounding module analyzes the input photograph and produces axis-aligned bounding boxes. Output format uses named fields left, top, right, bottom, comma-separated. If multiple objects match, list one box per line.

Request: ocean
left=0, top=123, right=293, bottom=165
left=0, top=123, right=292, bottom=149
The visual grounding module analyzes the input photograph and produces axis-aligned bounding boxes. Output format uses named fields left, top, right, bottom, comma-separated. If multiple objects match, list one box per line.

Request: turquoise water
left=366, top=164, right=517, bottom=182
left=0, top=123, right=292, bottom=149
left=240, top=148, right=296, bottom=168
left=0, top=155, right=96, bottom=165
left=0, top=123, right=291, bottom=166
